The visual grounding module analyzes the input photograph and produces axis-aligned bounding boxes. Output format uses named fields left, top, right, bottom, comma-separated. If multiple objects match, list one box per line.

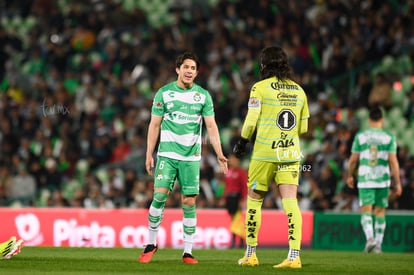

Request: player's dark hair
left=259, top=46, right=292, bottom=80
left=176, top=51, right=200, bottom=71
left=369, top=105, right=383, bottom=121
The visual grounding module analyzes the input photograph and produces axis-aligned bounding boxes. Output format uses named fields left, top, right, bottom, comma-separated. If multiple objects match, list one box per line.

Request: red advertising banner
left=0, top=208, right=313, bottom=249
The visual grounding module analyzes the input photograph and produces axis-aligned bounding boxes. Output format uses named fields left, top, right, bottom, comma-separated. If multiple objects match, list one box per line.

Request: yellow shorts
left=247, top=160, right=300, bottom=192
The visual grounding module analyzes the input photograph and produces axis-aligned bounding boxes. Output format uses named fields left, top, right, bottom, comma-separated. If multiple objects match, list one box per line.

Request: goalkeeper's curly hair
left=259, top=46, right=292, bottom=81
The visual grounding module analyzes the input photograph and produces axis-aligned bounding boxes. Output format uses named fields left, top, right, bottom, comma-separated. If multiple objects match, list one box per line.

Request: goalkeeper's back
left=240, top=46, right=309, bottom=162
left=249, top=77, right=309, bottom=162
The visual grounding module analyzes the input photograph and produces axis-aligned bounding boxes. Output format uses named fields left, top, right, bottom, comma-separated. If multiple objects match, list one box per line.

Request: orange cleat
left=138, top=245, right=158, bottom=263
left=182, top=253, right=198, bottom=264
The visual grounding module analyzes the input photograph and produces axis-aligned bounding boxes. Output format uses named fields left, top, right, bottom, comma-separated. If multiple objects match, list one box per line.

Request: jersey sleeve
left=202, top=91, right=215, bottom=117
left=302, top=94, right=310, bottom=119
left=300, top=93, right=310, bottom=134
left=151, top=90, right=164, bottom=116
left=351, top=133, right=361, bottom=153
left=241, top=83, right=261, bottom=140
left=389, top=133, right=397, bottom=153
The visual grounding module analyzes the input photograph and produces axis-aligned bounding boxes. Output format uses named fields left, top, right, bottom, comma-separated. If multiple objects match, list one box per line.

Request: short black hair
left=176, top=51, right=200, bottom=71
left=369, top=106, right=383, bottom=121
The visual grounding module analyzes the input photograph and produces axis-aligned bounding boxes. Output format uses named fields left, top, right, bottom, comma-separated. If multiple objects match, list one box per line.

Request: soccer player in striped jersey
left=139, top=51, right=228, bottom=264
left=233, top=46, right=309, bottom=268
left=347, top=106, right=402, bottom=253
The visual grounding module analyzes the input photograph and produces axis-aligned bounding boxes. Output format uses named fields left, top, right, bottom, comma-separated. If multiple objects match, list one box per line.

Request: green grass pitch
left=1, top=247, right=413, bottom=274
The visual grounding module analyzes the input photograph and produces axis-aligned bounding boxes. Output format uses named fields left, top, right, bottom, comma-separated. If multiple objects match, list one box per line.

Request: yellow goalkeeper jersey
left=241, top=77, right=309, bottom=162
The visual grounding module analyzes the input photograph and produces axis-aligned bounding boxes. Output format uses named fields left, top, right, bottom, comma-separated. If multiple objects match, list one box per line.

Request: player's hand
left=233, top=138, right=249, bottom=158
left=346, top=176, right=354, bottom=189
left=217, top=155, right=228, bottom=175
left=393, top=183, right=402, bottom=197
left=146, top=155, right=155, bottom=176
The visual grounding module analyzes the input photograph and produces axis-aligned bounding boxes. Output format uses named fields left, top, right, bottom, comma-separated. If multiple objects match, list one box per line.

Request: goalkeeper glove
left=233, top=138, right=249, bottom=158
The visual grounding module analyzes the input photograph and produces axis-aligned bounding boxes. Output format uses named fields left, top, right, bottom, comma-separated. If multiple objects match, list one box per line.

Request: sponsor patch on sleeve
left=248, top=97, right=260, bottom=108
left=154, top=101, right=163, bottom=108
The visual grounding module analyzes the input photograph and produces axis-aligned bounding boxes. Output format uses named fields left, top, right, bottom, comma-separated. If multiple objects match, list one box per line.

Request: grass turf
left=1, top=247, right=413, bottom=274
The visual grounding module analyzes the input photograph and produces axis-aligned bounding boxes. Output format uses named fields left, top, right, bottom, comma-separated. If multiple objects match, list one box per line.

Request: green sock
left=183, top=204, right=196, bottom=254
left=361, top=213, right=374, bottom=240
left=148, top=192, right=168, bottom=244
left=374, top=216, right=386, bottom=246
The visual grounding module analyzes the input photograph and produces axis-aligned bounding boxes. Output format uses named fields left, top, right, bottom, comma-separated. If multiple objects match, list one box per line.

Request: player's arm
left=299, top=94, right=310, bottom=135
left=241, top=106, right=260, bottom=140
left=233, top=103, right=260, bottom=158
left=389, top=153, right=402, bottom=196
left=146, top=115, right=162, bottom=175
left=233, top=85, right=261, bottom=158
left=346, top=152, right=359, bottom=189
left=299, top=117, right=308, bottom=135
left=204, top=116, right=228, bottom=174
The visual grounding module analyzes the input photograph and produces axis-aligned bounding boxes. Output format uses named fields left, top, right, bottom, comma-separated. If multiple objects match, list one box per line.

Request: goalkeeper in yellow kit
left=233, top=46, right=309, bottom=268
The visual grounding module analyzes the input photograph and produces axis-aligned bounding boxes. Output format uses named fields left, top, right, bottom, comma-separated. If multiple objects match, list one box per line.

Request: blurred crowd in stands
left=1, top=0, right=414, bottom=211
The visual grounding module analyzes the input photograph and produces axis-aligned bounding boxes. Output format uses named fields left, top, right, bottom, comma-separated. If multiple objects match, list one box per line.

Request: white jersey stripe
left=358, top=164, right=391, bottom=177
left=163, top=90, right=206, bottom=104
left=160, top=130, right=201, bottom=147
left=357, top=180, right=391, bottom=188
left=158, top=151, right=200, bottom=161
left=358, top=132, right=391, bottom=145
left=360, top=150, right=389, bottom=160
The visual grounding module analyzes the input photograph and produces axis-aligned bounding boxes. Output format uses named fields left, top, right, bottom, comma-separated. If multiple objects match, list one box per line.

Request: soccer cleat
left=4, top=239, right=24, bottom=259
left=238, top=252, right=259, bottom=266
left=139, top=244, right=158, bottom=263
left=273, top=256, right=302, bottom=268
left=373, top=246, right=382, bottom=254
left=364, top=238, right=377, bottom=253
left=182, top=253, right=198, bottom=264
left=1, top=236, right=16, bottom=260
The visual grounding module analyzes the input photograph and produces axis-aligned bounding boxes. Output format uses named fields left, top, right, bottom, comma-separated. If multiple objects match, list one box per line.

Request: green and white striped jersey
left=351, top=127, right=397, bottom=188
left=151, top=81, right=214, bottom=161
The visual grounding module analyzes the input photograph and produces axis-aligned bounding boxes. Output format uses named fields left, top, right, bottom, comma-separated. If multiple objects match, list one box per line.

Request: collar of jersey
left=175, top=81, right=194, bottom=91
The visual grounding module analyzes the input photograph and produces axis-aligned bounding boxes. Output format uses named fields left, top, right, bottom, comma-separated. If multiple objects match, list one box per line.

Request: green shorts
left=358, top=187, right=390, bottom=208
left=153, top=156, right=200, bottom=195
left=247, top=160, right=300, bottom=192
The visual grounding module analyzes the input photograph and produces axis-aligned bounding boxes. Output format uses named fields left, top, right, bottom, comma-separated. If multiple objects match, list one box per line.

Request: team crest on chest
left=193, top=92, right=201, bottom=102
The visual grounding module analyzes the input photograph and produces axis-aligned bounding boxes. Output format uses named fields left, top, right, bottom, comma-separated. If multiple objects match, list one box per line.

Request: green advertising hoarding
left=313, top=211, right=414, bottom=252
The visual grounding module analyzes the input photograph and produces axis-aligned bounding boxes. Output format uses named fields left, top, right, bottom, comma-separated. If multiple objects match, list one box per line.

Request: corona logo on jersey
left=270, top=82, right=299, bottom=91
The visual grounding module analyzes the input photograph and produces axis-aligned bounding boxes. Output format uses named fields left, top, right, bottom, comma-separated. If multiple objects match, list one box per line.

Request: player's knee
left=374, top=207, right=386, bottom=216
left=248, top=189, right=266, bottom=199
left=154, top=192, right=168, bottom=203
left=182, top=195, right=197, bottom=206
